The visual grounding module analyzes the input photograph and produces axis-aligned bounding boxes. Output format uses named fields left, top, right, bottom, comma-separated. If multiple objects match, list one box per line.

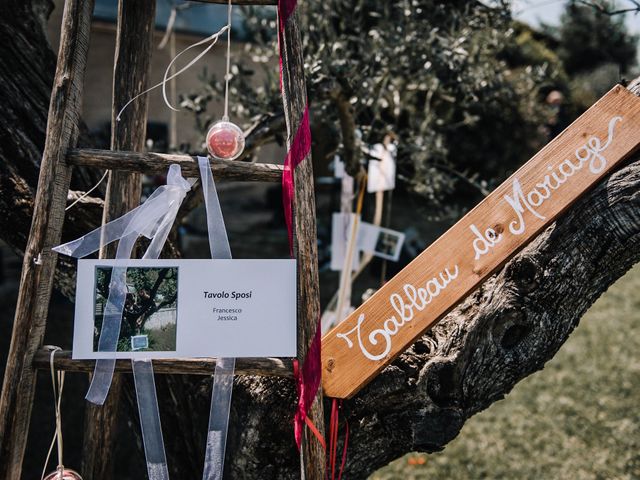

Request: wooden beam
left=33, top=349, right=294, bottom=377
left=0, top=1, right=95, bottom=477
left=67, top=149, right=283, bottom=182
left=279, top=4, right=327, bottom=479
left=195, top=0, right=277, bottom=4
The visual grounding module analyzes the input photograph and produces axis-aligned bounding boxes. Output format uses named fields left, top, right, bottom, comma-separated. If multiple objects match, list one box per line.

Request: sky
left=512, top=0, right=640, bottom=34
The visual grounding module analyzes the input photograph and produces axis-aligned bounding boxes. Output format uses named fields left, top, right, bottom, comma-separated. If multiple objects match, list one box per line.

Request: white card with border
left=72, top=259, right=296, bottom=359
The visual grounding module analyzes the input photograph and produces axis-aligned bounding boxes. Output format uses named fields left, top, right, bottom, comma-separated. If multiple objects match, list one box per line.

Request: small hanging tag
left=357, top=222, right=405, bottom=262
left=333, top=156, right=346, bottom=179
left=334, top=157, right=355, bottom=214
left=366, top=143, right=396, bottom=193
left=330, top=213, right=361, bottom=272
left=330, top=213, right=405, bottom=269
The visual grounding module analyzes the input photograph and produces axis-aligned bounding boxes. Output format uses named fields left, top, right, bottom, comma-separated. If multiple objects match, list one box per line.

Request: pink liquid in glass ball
left=206, top=121, right=245, bottom=160
left=43, top=468, right=83, bottom=480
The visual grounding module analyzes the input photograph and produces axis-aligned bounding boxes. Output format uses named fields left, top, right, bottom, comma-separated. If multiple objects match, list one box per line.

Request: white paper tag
left=73, top=259, right=296, bottom=359
left=330, top=213, right=361, bottom=272
left=357, top=223, right=405, bottom=262
left=367, top=143, right=396, bottom=193
left=333, top=156, right=346, bottom=179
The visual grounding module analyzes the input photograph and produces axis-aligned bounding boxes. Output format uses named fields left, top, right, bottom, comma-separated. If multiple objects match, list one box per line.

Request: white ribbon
left=54, top=164, right=191, bottom=403
left=54, top=160, right=235, bottom=479
left=53, top=164, right=192, bottom=480
left=198, top=156, right=235, bottom=480
left=133, top=359, right=170, bottom=480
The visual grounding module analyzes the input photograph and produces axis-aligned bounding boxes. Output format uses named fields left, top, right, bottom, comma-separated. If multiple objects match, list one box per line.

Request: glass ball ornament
left=43, top=467, right=83, bottom=480
left=206, top=120, right=245, bottom=160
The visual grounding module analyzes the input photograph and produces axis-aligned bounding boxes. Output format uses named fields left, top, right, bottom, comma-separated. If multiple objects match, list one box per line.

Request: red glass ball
left=43, top=468, right=83, bottom=480
left=206, top=120, right=245, bottom=160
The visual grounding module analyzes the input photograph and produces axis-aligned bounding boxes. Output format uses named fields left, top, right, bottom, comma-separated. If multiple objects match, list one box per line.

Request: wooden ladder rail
left=0, top=0, right=326, bottom=479
left=81, top=2, right=156, bottom=478
left=0, top=1, right=96, bottom=477
left=278, top=4, right=326, bottom=479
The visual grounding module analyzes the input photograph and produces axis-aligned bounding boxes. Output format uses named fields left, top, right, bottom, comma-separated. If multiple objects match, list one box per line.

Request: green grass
left=372, top=265, right=640, bottom=480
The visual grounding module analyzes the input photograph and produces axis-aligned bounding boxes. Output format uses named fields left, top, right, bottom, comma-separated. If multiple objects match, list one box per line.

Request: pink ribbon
left=282, top=106, right=311, bottom=254
left=279, top=0, right=298, bottom=29
left=292, top=323, right=322, bottom=449
left=278, top=0, right=324, bottom=451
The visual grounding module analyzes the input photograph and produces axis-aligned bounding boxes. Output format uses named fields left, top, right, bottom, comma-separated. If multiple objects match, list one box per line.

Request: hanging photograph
left=93, top=266, right=179, bottom=353
left=372, top=229, right=404, bottom=261
left=357, top=222, right=406, bottom=262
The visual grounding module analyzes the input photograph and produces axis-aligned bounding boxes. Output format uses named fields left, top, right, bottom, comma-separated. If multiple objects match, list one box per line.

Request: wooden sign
left=322, top=85, right=640, bottom=399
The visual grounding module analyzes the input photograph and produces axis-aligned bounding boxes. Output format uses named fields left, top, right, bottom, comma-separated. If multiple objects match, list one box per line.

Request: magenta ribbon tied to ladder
left=277, top=0, right=323, bottom=450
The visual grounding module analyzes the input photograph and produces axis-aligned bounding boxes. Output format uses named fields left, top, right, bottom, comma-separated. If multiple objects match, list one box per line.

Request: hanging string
left=65, top=172, right=108, bottom=211
left=158, top=6, right=178, bottom=51
left=116, top=24, right=229, bottom=121
left=116, top=1, right=234, bottom=121
left=41, top=347, right=65, bottom=480
left=68, top=4, right=225, bottom=213
left=223, top=0, right=232, bottom=121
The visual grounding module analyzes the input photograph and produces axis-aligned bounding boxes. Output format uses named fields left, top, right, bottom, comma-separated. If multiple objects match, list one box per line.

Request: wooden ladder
left=0, top=1, right=325, bottom=478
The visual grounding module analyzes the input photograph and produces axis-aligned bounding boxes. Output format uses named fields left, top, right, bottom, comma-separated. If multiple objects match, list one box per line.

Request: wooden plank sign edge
left=321, top=84, right=640, bottom=399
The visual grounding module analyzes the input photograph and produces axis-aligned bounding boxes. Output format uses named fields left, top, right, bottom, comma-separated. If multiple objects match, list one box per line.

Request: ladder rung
left=196, top=0, right=277, bottom=4
left=67, top=149, right=283, bottom=182
left=33, top=349, right=293, bottom=377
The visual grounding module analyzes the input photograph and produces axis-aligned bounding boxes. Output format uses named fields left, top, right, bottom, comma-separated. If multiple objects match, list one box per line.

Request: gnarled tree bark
left=0, top=0, right=106, bottom=301
left=1, top=1, right=640, bottom=478
left=219, top=146, right=640, bottom=478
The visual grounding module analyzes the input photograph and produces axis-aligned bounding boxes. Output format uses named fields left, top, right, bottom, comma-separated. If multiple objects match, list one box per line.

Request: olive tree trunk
left=221, top=145, right=640, bottom=478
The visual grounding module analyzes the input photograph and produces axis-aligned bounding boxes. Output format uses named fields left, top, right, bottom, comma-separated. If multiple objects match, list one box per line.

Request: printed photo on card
left=357, top=223, right=405, bottom=261
left=93, top=266, right=179, bottom=354
left=73, top=259, right=296, bottom=359
left=373, top=230, right=404, bottom=260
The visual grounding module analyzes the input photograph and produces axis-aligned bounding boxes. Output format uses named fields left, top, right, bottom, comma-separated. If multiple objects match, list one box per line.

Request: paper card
left=333, top=156, right=346, bottom=178
left=358, top=223, right=405, bottom=261
left=367, top=143, right=396, bottom=193
left=330, top=213, right=361, bottom=272
left=72, top=259, right=296, bottom=359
